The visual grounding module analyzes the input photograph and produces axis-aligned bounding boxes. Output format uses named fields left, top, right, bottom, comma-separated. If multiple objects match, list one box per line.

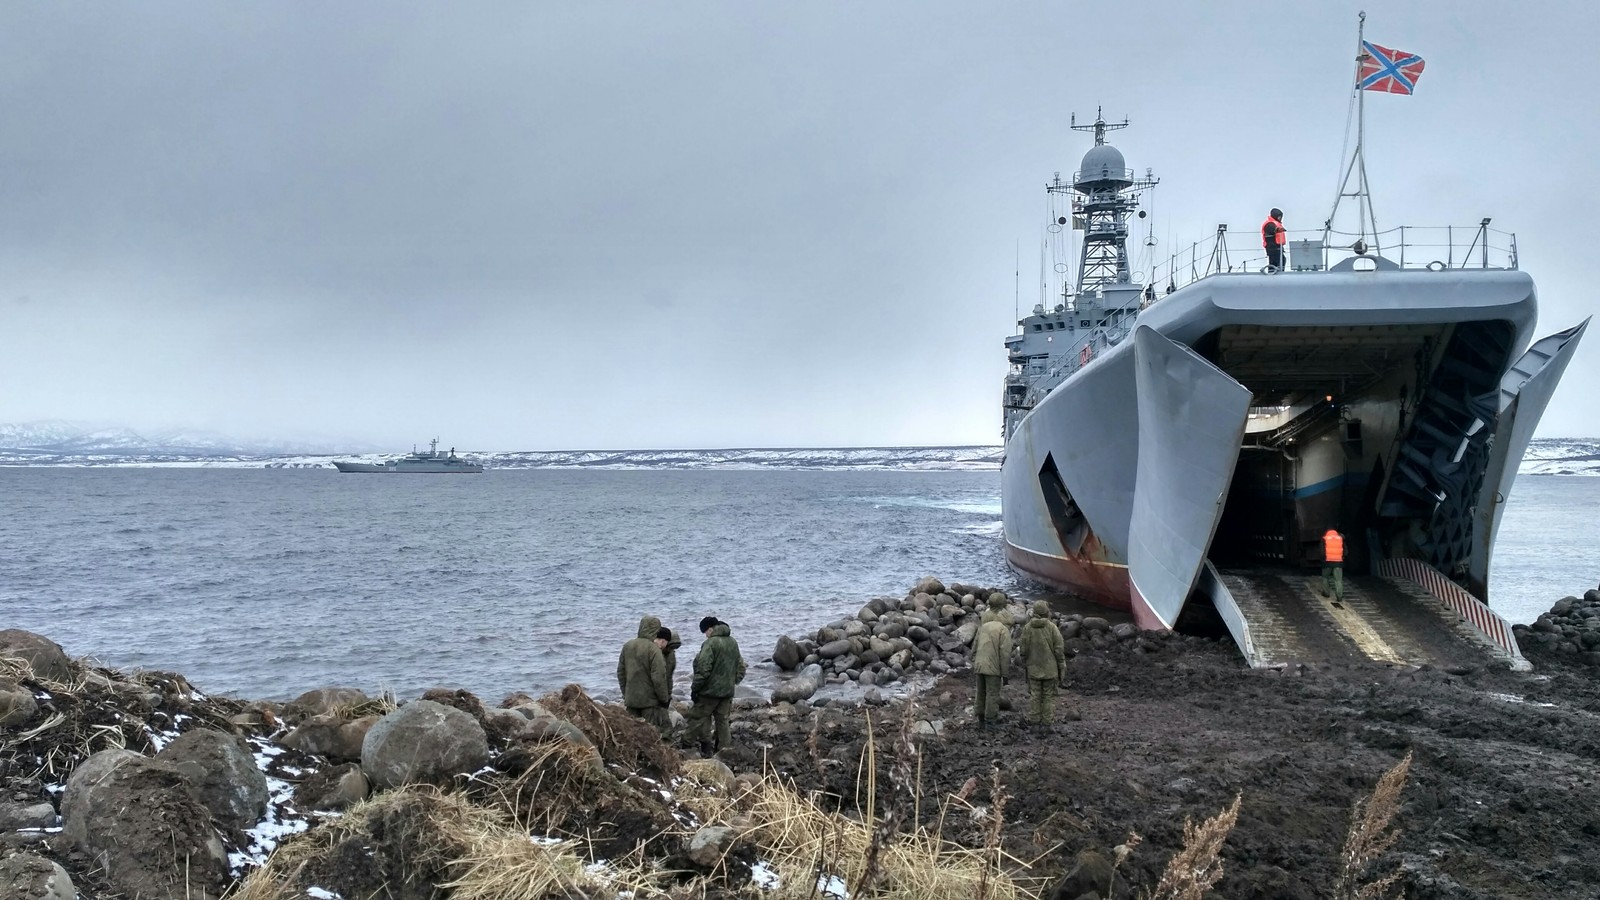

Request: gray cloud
left=2, top=2, right=1594, bottom=448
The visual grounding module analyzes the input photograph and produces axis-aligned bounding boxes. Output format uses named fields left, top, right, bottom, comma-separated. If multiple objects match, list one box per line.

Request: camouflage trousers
left=1322, top=562, right=1344, bottom=600
left=1026, top=677, right=1059, bottom=724
left=627, top=704, right=671, bottom=738
left=687, top=696, right=733, bottom=750
left=974, top=674, right=1003, bottom=724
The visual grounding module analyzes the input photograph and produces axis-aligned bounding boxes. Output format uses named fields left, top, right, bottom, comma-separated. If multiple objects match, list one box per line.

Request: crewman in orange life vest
left=1262, top=208, right=1287, bottom=272
left=1322, top=528, right=1345, bottom=600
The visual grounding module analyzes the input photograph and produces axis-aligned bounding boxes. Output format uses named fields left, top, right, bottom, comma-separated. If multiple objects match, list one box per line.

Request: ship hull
left=332, top=461, right=388, bottom=473
left=332, top=461, right=484, bottom=473
left=1002, top=266, right=1585, bottom=632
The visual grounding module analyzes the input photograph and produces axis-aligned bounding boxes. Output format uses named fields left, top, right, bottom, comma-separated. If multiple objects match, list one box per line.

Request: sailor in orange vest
left=1322, top=528, right=1345, bottom=600
left=1262, top=208, right=1287, bottom=272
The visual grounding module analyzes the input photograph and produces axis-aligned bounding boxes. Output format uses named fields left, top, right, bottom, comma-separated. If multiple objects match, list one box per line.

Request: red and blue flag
left=1358, top=41, right=1425, bottom=94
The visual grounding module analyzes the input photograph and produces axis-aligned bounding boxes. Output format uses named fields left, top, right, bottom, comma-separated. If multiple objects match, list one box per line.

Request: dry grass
left=1333, top=750, right=1413, bottom=900
left=734, top=771, right=1035, bottom=900
left=541, top=683, right=681, bottom=777
left=230, top=783, right=657, bottom=900
left=0, top=655, right=225, bottom=781
left=488, top=739, right=618, bottom=831
left=1147, top=793, right=1241, bottom=900
left=326, top=693, right=398, bottom=721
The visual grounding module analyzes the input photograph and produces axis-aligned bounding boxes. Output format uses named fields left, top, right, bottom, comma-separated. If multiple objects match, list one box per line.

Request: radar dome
left=1076, top=144, right=1130, bottom=187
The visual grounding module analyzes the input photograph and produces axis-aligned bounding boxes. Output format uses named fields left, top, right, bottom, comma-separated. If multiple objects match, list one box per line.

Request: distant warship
left=333, top=438, right=484, bottom=474
left=1000, top=101, right=1586, bottom=670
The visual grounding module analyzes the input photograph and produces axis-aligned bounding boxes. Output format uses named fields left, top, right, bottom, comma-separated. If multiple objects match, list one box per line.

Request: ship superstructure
left=1004, top=111, right=1155, bottom=442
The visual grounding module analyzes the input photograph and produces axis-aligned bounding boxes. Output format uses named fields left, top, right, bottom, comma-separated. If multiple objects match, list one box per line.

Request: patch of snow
left=750, top=860, right=781, bottom=889
left=306, top=888, right=343, bottom=900
left=230, top=737, right=315, bottom=875
left=1486, top=691, right=1557, bottom=709
left=145, top=726, right=180, bottom=752
left=817, top=872, right=850, bottom=898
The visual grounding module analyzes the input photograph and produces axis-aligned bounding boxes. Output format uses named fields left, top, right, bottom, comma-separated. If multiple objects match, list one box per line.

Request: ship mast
left=1051, top=108, right=1158, bottom=295
left=1325, top=11, right=1382, bottom=252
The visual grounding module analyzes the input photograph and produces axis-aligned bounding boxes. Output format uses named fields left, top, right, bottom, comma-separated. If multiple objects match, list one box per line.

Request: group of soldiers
left=616, top=614, right=746, bottom=755
left=619, top=596, right=1073, bottom=747
left=972, top=594, right=1070, bottom=731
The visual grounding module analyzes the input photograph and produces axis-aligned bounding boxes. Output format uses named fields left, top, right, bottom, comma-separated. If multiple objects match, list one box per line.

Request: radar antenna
left=1070, top=106, right=1128, bottom=145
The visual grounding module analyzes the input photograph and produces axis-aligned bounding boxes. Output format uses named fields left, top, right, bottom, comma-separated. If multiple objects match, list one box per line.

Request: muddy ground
left=724, top=629, right=1600, bottom=899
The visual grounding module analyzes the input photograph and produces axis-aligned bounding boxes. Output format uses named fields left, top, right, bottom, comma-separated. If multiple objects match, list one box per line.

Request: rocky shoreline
left=4, top=577, right=1600, bottom=899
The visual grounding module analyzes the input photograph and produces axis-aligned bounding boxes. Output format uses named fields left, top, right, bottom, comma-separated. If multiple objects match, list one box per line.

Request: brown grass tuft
left=1333, top=750, right=1413, bottom=900
left=1148, top=793, right=1241, bottom=900
left=539, top=683, right=681, bottom=776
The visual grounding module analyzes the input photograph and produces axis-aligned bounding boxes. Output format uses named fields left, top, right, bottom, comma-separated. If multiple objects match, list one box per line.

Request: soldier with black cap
left=688, top=615, right=747, bottom=755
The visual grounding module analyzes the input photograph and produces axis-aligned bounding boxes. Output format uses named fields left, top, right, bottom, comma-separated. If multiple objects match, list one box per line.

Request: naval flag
left=1358, top=40, right=1425, bottom=94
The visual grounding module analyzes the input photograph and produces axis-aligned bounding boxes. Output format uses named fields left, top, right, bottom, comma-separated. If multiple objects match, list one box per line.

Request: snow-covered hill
left=0, top=421, right=1596, bottom=473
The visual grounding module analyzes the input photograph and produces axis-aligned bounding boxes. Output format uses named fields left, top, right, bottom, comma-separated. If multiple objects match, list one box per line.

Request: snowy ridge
left=1, top=421, right=1597, bottom=473
left=1518, top=438, right=1600, bottom=476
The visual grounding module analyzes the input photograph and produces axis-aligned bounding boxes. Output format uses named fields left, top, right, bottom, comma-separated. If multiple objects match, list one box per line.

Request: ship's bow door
left=1467, top=317, right=1590, bottom=598
left=1127, top=326, right=1253, bottom=630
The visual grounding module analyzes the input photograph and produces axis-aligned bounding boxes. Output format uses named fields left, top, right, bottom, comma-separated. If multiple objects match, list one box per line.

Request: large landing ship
left=1000, top=111, right=1586, bottom=670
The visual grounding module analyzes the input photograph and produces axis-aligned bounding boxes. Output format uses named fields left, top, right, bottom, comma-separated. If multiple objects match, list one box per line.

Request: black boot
left=699, top=740, right=714, bottom=756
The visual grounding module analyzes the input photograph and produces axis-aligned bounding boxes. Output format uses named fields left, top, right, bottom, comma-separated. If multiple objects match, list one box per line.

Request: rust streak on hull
left=1005, top=540, right=1168, bottom=630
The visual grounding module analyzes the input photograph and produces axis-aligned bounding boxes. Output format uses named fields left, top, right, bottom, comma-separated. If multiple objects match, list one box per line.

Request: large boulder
left=361, top=699, right=489, bottom=790
left=912, top=577, right=946, bottom=596
left=154, top=729, right=269, bottom=829
left=0, top=853, right=75, bottom=900
left=0, top=679, right=38, bottom=727
left=0, top=631, right=71, bottom=683
left=772, top=635, right=803, bottom=671
left=280, top=714, right=381, bottom=761
left=60, top=749, right=228, bottom=899
left=771, top=664, right=823, bottom=704
left=817, top=639, right=853, bottom=659
left=282, top=686, right=370, bottom=723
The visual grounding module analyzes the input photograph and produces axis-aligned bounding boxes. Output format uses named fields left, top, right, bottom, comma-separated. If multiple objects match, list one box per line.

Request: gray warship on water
left=332, top=438, right=484, bottom=473
left=1001, top=106, right=1587, bottom=670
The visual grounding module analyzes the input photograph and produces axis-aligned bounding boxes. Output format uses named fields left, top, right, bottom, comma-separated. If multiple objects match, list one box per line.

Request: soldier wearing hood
left=972, top=611, right=1013, bottom=731
left=688, top=616, right=746, bottom=755
left=1018, top=600, right=1067, bottom=726
left=617, top=615, right=672, bottom=736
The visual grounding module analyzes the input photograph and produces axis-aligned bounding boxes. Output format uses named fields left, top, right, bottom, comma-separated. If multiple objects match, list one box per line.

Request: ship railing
left=1143, top=221, right=1518, bottom=304
left=1070, top=166, right=1135, bottom=185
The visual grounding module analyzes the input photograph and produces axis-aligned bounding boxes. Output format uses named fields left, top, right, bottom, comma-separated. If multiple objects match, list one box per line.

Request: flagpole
left=1324, top=11, right=1381, bottom=254
left=1356, top=12, right=1380, bottom=251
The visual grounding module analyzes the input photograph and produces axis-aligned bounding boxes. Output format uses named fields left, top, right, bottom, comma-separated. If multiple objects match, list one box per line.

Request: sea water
left=1, top=468, right=1594, bottom=701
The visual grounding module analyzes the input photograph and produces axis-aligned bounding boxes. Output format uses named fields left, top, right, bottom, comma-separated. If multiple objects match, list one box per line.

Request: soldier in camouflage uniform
left=662, top=627, right=683, bottom=695
left=979, top=591, right=1013, bottom=626
left=688, top=616, right=746, bottom=755
left=972, top=614, right=1012, bottom=731
left=616, top=615, right=672, bottom=736
left=1018, top=600, right=1067, bottom=726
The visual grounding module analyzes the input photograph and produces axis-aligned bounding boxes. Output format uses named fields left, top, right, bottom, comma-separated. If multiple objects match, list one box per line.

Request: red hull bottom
left=1005, top=541, right=1167, bottom=631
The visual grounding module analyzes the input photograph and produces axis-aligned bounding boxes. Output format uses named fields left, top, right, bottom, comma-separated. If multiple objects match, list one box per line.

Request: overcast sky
left=1, top=2, right=1594, bottom=450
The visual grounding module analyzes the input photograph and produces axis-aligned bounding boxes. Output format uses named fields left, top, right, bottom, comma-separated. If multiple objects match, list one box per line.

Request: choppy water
left=1, top=469, right=1594, bottom=702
